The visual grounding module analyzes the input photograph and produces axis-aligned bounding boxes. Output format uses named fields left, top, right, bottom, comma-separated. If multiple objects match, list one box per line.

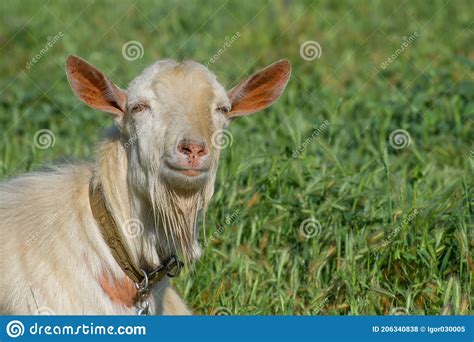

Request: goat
left=0, top=55, right=290, bottom=315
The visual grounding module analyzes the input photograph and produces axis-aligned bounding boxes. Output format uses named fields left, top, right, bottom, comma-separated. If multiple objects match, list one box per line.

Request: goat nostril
left=178, top=141, right=208, bottom=158
left=179, top=146, right=193, bottom=155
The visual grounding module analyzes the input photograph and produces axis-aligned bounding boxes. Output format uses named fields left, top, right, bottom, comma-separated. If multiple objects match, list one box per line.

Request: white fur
left=0, top=59, right=231, bottom=315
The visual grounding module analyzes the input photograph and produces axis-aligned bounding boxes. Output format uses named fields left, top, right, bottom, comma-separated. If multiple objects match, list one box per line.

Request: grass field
left=0, top=0, right=472, bottom=315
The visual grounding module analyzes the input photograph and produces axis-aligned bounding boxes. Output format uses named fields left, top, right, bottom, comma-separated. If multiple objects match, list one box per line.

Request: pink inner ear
left=228, top=59, right=291, bottom=118
left=66, top=55, right=127, bottom=117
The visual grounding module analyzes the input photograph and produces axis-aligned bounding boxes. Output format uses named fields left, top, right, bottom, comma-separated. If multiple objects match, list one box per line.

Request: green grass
left=0, top=0, right=472, bottom=315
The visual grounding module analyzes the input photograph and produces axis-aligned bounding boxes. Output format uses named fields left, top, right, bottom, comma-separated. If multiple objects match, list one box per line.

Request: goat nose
left=177, top=140, right=208, bottom=159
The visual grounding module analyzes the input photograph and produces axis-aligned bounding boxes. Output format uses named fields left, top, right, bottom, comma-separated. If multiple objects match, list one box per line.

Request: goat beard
left=144, top=176, right=213, bottom=264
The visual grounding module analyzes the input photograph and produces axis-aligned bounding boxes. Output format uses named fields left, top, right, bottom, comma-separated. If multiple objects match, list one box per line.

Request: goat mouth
left=164, top=163, right=209, bottom=178
left=176, top=169, right=202, bottom=177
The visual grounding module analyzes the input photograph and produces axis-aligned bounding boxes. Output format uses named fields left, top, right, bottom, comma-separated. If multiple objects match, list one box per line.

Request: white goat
left=0, top=55, right=290, bottom=315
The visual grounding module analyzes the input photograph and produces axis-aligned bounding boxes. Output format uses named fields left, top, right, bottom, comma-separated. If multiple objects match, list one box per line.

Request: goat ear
left=227, top=59, right=291, bottom=118
left=66, top=55, right=127, bottom=117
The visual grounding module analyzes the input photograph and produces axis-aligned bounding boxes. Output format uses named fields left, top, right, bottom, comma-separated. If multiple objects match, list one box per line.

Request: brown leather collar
left=88, top=182, right=183, bottom=290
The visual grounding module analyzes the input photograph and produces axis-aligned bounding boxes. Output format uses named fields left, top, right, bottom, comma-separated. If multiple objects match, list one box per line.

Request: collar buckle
left=133, top=256, right=183, bottom=316
left=164, top=255, right=184, bottom=278
left=136, top=269, right=150, bottom=294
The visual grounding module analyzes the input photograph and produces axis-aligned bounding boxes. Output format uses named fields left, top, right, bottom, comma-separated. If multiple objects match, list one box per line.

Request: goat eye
left=217, top=106, right=230, bottom=114
left=130, top=103, right=149, bottom=114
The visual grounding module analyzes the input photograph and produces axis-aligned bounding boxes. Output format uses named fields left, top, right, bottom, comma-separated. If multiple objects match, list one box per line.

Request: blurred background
left=0, top=0, right=472, bottom=314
